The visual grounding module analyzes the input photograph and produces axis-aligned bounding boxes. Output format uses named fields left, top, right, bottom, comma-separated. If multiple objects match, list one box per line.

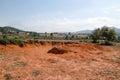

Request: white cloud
left=16, top=16, right=120, bottom=32
left=103, top=6, right=120, bottom=15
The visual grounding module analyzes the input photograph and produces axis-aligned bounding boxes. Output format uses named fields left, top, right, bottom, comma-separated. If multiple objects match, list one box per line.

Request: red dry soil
left=0, top=42, right=120, bottom=80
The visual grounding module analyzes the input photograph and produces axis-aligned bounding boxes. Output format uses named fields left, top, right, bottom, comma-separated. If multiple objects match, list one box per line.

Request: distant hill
left=0, top=26, right=24, bottom=32
left=0, top=26, right=25, bottom=34
left=75, top=30, right=92, bottom=34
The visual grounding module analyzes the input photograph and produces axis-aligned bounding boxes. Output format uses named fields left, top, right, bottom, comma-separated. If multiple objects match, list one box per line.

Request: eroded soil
left=0, top=42, right=120, bottom=80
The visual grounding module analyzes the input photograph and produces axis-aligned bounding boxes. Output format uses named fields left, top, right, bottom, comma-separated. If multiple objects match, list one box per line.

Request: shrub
left=0, top=39, right=10, bottom=45
left=9, top=38, right=24, bottom=47
left=0, top=38, right=24, bottom=47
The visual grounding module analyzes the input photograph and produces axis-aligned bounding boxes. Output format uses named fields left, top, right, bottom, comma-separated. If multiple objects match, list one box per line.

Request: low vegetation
left=0, top=26, right=120, bottom=46
left=14, top=61, right=27, bottom=67
left=99, top=70, right=120, bottom=79
left=5, top=65, right=16, bottom=71
left=0, top=38, right=24, bottom=46
left=31, top=70, right=42, bottom=77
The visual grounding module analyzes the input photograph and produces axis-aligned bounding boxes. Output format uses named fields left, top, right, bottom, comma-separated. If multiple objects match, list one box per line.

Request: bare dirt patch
left=0, top=42, right=120, bottom=80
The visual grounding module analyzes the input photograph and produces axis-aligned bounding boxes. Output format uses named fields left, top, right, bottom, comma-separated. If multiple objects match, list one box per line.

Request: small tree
left=70, top=35, right=75, bottom=40
left=91, top=26, right=116, bottom=45
left=50, top=33, right=54, bottom=40
left=101, top=26, right=116, bottom=45
left=65, top=35, right=69, bottom=40
left=91, top=28, right=101, bottom=43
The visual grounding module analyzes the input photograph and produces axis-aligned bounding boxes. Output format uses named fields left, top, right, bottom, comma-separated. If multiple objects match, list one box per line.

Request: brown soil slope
left=0, top=42, right=120, bottom=80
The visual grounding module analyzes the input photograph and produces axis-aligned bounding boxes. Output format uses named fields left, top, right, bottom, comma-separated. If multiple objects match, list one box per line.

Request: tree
left=65, top=35, right=69, bottom=40
left=91, top=28, right=101, bottom=43
left=32, top=32, right=38, bottom=39
left=3, top=34, right=8, bottom=39
left=91, top=26, right=116, bottom=45
left=50, top=33, right=54, bottom=40
left=44, top=32, right=48, bottom=39
left=101, top=26, right=116, bottom=45
left=70, top=35, right=75, bottom=40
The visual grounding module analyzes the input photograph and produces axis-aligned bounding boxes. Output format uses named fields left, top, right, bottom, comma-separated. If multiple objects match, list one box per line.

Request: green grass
left=0, top=38, right=24, bottom=47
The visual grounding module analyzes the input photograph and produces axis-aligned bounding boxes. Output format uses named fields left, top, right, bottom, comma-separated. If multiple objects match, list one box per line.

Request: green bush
left=0, top=39, right=10, bottom=45
left=0, top=38, right=24, bottom=47
left=90, top=26, right=116, bottom=45
left=9, top=39, right=24, bottom=46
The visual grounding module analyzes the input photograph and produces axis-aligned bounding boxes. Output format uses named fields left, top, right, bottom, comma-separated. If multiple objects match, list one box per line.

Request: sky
left=0, top=0, right=120, bottom=32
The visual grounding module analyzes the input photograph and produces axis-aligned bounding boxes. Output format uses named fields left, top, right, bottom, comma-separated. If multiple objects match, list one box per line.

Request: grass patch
left=31, top=70, right=42, bottom=77
left=99, top=70, right=120, bottom=79
left=13, top=56, right=21, bottom=61
left=5, top=65, right=16, bottom=71
left=0, top=56, right=10, bottom=62
left=4, top=61, right=27, bottom=71
left=47, top=58, right=58, bottom=63
left=14, top=61, right=27, bottom=67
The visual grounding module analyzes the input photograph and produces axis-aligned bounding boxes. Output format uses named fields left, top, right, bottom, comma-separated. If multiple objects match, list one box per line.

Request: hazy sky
left=0, top=0, right=120, bottom=32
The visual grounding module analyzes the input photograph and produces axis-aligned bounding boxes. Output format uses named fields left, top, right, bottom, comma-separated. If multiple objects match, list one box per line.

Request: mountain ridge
left=0, top=26, right=24, bottom=33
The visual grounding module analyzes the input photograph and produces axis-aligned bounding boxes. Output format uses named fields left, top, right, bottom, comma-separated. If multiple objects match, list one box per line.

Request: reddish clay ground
left=0, top=42, right=120, bottom=80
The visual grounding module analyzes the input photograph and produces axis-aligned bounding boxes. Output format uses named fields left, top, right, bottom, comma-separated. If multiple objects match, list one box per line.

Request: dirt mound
left=48, top=47, right=68, bottom=54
